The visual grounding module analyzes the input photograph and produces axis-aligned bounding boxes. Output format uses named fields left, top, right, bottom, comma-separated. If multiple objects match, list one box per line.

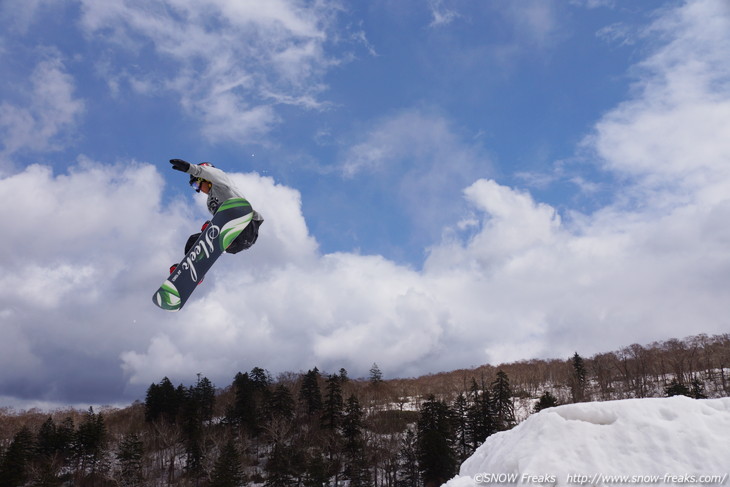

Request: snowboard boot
left=169, top=221, right=213, bottom=280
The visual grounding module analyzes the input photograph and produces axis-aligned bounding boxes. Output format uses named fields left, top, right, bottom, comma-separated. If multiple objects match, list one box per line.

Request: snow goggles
left=189, top=176, right=208, bottom=192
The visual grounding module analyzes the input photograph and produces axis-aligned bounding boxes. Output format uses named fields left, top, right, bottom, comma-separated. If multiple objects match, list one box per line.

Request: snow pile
left=445, top=396, right=730, bottom=487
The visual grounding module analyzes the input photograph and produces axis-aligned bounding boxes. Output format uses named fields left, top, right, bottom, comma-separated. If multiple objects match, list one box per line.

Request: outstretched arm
left=171, top=159, right=232, bottom=188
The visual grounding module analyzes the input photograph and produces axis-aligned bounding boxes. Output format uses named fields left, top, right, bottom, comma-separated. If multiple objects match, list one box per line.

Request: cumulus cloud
left=0, top=160, right=180, bottom=403
left=0, top=158, right=323, bottom=403
left=1, top=0, right=729, bottom=407
left=424, top=0, right=730, bottom=362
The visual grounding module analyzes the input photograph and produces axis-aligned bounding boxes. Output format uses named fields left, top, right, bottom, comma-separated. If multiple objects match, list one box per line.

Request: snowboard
left=152, top=198, right=253, bottom=311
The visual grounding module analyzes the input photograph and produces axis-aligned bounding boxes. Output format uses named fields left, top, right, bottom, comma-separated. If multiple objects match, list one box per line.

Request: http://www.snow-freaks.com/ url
left=473, top=472, right=729, bottom=485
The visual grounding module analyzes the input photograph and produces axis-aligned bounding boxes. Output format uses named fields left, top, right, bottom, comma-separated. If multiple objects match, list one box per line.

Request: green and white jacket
left=187, top=164, right=264, bottom=223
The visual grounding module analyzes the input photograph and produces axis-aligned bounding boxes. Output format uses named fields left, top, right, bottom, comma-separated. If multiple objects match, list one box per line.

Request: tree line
left=1, top=332, right=728, bottom=486
left=0, top=407, right=109, bottom=487
left=0, top=366, right=518, bottom=487
left=388, top=333, right=730, bottom=404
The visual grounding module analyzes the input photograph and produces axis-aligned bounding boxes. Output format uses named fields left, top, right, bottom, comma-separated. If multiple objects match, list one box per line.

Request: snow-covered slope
left=445, top=396, right=730, bottom=487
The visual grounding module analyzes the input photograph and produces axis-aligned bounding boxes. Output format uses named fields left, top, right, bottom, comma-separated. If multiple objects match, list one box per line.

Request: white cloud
left=426, top=179, right=561, bottom=271
left=226, top=171, right=319, bottom=265
left=504, top=0, right=560, bottom=49
left=0, top=54, right=84, bottom=162
left=596, top=22, right=638, bottom=47
left=570, top=0, right=615, bottom=9
left=77, top=0, right=338, bottom=144
left=421, top=0, right=730, bottom=363
left=589, top=0, right=730, bottom=203
left=428, top=0, right=460, bottom=28
left=2, top=0, right=730, bottom=405
left=0, top=0, right=59, bottom=34
left=120, top=334, right=194, bottom=386
left=0, top=157, right=326, bottom=402
left=340, top=109, right=492, bottom=239
left=0, top=160, right=182, bottom=402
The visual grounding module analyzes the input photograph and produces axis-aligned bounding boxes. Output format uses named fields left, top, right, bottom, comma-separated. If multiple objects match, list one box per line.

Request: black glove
left=170, top=159, right=191, bottom=172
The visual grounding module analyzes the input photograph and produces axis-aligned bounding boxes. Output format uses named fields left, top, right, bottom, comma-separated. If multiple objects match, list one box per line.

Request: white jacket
left=187, top=164, right=263, bottom=222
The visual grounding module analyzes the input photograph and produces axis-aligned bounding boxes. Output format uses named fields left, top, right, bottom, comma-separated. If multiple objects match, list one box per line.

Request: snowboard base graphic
left=153, top=198, right=253, bottom=311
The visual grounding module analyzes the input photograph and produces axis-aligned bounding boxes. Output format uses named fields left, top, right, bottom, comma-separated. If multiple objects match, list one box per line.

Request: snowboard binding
left=168, top=221, right=213, bottom=282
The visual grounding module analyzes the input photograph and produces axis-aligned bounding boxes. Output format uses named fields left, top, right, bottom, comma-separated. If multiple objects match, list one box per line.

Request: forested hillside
left=0, top=333, right=727, bottom=486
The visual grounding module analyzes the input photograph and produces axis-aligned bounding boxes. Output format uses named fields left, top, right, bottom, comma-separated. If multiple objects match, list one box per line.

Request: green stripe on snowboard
left=217, top=197, right=251, bottom=212
left=216, top=198, right=253, bottom=250
left=155, top=280, right=182, bottom=311
left=220, top=213, right=253, bottom=250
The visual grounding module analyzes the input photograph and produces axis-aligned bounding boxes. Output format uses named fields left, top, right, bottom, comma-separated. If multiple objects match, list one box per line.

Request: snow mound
left=445, top=396, right=730, bottom=487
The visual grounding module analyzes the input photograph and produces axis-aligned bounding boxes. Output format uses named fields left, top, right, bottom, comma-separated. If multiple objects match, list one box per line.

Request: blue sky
left=3, top=0, right=647, bottom=261
left=1, top=0, right=729, bottom=408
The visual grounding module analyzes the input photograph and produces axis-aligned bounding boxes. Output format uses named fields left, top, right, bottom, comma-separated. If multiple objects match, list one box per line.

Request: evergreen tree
left=452, top=393, right=471, bottom=462
left=341, top=395, right=369, bottom=486
left=267, top=383, right=295, bottom=420
left=339, top=368, right=349, bottom=383
left=144, top=382, right=161, bottom=421
left=665, top=379, right=691, bottom=397
left=250, top=367, right=273, bottom=424
left=117, top=433, right=144, bottom=487
left=210, top=438, right=243, bottom=487
left=570, top=352, right=588, bottom=402
left=321, top=374, right=344, bottom=430
left=180, top=385, right=206, bottom=480
left=229, top=371, right=262, bottom=435
left=341, top=395, right=364, bottom=449
left=417, top=395, right=456, bottom=487
left=189, top=375, right=217, bottom=480
left=369, top=363, right=383, bottom=385
left=534, top=391, right=559, bottom=413
left=36, top=417, right=58, bottom=457
left=397, top=429, right=419, bottom=487
left=57, top=416, right=75, bottom=446
left=466, top=378, right=494, bottom=449
left=34, top=416, right=64, bottom=486
left=0, top=426, right=34, bottom=487
left=55, top=416, right=75, bottom=461
left=491, top=370, right=516, bottom=431
left=299, top=368, right=323, bottom=416
left=145, top=377, right=182, bottom=423
left=73, top=407, right=109, bottom=481
left=192, top=374, right=216, bottom=423
left=304, top=452, right=334, bottom=487
left=31, top=415, right=74, bottom=485
left=265, top=441, right=297, bottom=486
left=690, top=378, right=707, bottom=399
left=250, top=366, right=272, bottom=389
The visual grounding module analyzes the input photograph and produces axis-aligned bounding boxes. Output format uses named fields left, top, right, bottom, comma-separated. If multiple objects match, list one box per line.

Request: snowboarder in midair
left=169, top=158, right=263, bottom=266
